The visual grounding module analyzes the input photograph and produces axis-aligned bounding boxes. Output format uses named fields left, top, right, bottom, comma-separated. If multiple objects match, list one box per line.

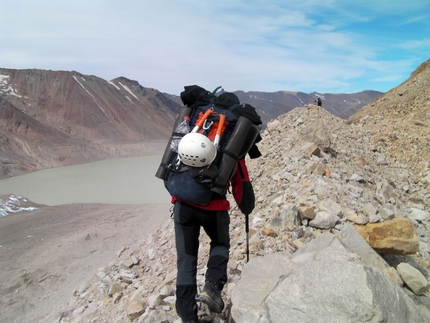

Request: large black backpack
left=155, top=86, right=262, bottom=205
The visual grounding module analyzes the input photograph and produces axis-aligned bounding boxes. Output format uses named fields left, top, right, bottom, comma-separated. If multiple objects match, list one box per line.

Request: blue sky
left=1, top=0, right=429, bottom=95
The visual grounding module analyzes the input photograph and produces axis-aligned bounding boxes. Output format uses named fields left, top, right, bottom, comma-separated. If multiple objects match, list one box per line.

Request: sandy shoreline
left=0, top=202, right=171, bottom=323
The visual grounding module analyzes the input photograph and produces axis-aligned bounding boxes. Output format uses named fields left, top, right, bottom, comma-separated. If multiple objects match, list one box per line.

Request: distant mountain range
left=165, top=89, right=382, bottom=126
left=0, top=68, right=382, bottom=179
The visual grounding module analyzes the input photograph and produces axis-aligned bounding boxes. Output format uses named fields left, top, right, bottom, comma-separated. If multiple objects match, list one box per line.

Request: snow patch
left=0, top=194, right=38, bottom=217
left=248, top=94, right=274, bottom=104
left=73, top=75, right=108, bottom=115
left=73, top=75, right=95, bottom=99
left=0, top=74, right=22, bottom=97
left=125, top=96, right=134, bottom=104
left=119, top=82, right=139, bottom=100
left=108, top=81, right=120, bottom=90
left=0, top=74, right=9, bottom=82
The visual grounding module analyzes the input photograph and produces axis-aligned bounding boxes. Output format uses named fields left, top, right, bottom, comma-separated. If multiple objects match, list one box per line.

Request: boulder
left=309, top=211, right=339, bottom=229
left=301, top=142, right=321, bottom=157
left=299, top=119, right=331, bottom=151
left=231, top=230, right=430, bottom=323
left=397, top=262, right=429, bottom=295
left=354, top=216, right=419, bottom=254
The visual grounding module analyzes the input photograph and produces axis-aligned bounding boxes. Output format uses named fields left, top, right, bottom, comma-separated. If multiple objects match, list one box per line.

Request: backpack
left=155, top=86, right=262, bottom=206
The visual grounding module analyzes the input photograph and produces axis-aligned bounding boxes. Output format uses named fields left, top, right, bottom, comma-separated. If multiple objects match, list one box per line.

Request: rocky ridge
left=52, top=100, right=430, bottom=322
left=346, top=58, right=430, bottom=175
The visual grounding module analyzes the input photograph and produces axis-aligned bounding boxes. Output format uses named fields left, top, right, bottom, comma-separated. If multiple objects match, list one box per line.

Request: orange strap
left=194, top=108, right=213, bottom=129
left=217, top=114, right=226, bottom=137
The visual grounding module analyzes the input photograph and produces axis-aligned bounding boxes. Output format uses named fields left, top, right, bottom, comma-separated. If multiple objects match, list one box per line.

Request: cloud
left=1, top=0, right=429, bottom=94
left=398, top=39, right=430, bottom=51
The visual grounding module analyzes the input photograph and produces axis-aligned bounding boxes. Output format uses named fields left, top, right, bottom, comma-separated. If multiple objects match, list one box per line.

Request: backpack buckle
left=202, top=120, right=214, bottom=133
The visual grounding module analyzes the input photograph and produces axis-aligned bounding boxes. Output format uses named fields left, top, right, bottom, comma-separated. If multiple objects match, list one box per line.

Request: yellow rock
left=354, top=216, right=419, bottom=255
left=261, top=228, right=278, bottom=238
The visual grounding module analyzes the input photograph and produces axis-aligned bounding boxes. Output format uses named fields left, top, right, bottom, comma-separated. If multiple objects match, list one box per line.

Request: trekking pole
left=245, top=213, right=249, bottom=262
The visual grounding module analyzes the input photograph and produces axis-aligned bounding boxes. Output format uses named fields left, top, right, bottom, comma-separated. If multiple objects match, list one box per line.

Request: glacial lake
left=0, top=156, right=171, bottom=206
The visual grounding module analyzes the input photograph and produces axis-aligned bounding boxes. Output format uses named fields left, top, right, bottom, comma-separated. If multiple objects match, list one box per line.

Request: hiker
left=316, top=97, right=322, bottom=106
left=156, top=86, right=262, bottom=323
left=173, top=158, right=253, bottom=322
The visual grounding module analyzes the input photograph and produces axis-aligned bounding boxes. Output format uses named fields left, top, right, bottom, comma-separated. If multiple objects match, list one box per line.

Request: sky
left=1, top=0, right=429, bottom=95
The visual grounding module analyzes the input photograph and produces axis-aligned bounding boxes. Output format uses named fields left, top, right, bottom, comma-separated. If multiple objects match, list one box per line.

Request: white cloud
left=398, top=39, right=430, bottom=51
left=0, top=0, right=429, bottom=94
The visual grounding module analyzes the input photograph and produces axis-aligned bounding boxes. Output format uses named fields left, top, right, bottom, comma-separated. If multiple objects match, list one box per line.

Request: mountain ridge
left=0, top=67, right=382, bottom=179
left=0, top=68, right=181, bottom=179
left=164, top=88, right=383, bottom=126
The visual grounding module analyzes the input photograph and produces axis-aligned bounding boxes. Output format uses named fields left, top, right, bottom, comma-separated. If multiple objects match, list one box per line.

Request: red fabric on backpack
left=171, top=195, right=230, bottom=210
left=231, top=159, right=255, bottom=215
left=171, top=159, right=254, bottom=213
left=195, top=111, right=229, bottom=141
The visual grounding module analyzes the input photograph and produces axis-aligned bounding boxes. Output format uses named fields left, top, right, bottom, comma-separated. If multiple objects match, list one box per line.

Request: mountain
left=236, top=89, right=382, bottom=123
left=29, top=60, right=429, bottom=322
left=165, top=89, right=383, bottom=126
left=0, top=68, right=181, bottom=179
left=347, top=58, right=430, bottom=174
left=0, top=68, right=382, bottom=180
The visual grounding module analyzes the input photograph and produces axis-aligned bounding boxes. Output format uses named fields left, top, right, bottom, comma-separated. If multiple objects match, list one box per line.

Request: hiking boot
left=182, top=316, right=198, bottom=323
left=197, top=281, right=224, bottom=313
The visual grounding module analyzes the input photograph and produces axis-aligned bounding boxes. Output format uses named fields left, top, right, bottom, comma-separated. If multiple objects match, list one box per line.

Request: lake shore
left=0, top=156, right=170, bottom=206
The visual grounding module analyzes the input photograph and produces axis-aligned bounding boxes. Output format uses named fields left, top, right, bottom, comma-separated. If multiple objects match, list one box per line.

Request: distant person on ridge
left=316, top=97, right=322, bottom=107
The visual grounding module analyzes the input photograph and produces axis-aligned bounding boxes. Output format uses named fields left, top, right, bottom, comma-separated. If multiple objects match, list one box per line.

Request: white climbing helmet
left=178, top=133, right=217, bottom=167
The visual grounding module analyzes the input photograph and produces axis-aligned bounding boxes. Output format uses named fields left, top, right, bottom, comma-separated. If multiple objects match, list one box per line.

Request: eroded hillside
left=347, top=59, right=430, bottom=174
left=0, top=69, right=180, bottom=179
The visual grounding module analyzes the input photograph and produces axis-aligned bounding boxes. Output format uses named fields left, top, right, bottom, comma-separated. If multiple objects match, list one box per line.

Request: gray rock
left=119, top=269, right=135, bottom=284
left=299, top=119, right=331, bottom=150
left=408, top=207, right=430, bottom=221
left=278, top=204, right=299, bottom=226
left=362, top=203, right=378, bottom=218
left=379, top=206, right=396, bottom=220
left=108, top=283, right=124, bottom=296
left=307, top=161, right=326, bottom=176
left=350, top=173, right=366, bottom=183
left=309, top=211, right=339, bottom=229
left=231, top=232, right=430, bottom=323
left=318, top=199, right=343, bottom=217
left=383, top=267, right=404, bottom=286
left=397, top=262, right=429, bottom=295
left=337, top=225, right=389, bottom=272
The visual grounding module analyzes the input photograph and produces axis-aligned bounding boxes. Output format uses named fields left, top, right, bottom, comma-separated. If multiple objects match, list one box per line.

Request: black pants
left=174, top=201, right=230, bottom=321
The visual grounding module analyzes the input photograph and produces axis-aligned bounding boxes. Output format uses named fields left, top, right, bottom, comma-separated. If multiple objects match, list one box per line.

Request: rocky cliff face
left=51, top=61, right=430, bottom=322
left=0, top=69, right=180, bottom=179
